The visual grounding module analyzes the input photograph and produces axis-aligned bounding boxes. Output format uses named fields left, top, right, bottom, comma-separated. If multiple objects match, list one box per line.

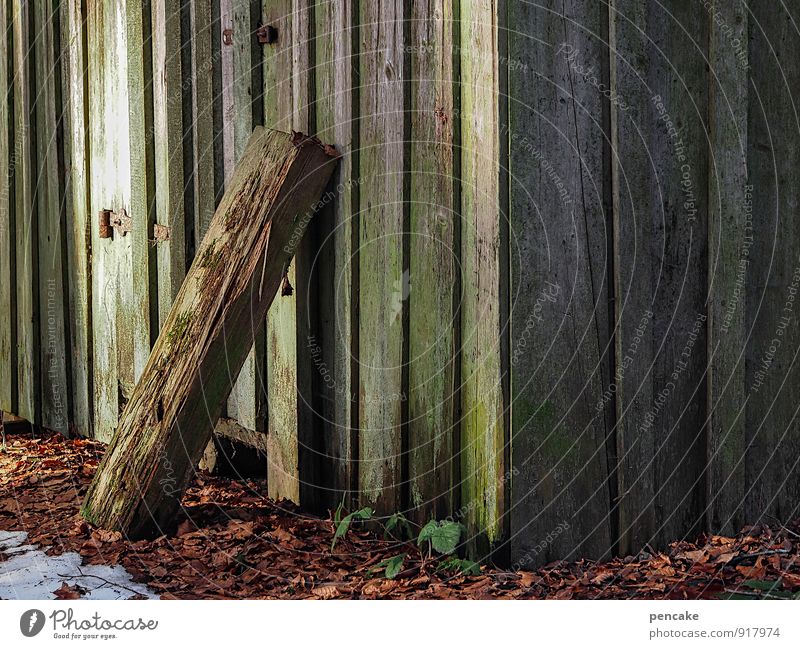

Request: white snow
left=0, top=530, right=158, bottom=600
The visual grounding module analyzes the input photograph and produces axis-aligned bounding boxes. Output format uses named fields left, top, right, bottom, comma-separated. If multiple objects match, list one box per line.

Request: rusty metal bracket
left=99, top=208, right=132, bottom=239
left=153, top=224, right=171, bottom=243
left=256, top=24, right=278, bottom=45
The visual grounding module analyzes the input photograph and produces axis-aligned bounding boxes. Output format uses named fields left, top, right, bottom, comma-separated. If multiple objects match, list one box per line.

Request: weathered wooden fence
left=1, top=0, right=799, bottom=566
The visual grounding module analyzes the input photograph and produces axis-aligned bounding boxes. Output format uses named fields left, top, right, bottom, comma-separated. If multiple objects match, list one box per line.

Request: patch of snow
left=0, top=530, right=158, bottom=600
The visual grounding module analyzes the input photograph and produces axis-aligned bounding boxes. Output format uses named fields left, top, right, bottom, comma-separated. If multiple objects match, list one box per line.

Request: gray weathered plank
left=61, top=0, right=93, bottom=437
left=407, top=0, right=457, bottom=523
left=509, top=0, right=613, bottom=565
left=707, top=0, right=748, bottom=535
left=357, top=0, right=406, bottom=514
left=12, top=0, right=38, bottom=424
left=313, top=0, right=357, bottom=510
left=34, top=0, right=70, bottom=434
left=226, top=0, right=267, bottom=438
left=152, top=0, right=186, bottom=332
left=0, top=0, right=12, bottom=413
left=744, top=1, right=800, bottom=524
left=610, top=0, right=709, bottom=553
left=459, top=0, right=505, bottom=552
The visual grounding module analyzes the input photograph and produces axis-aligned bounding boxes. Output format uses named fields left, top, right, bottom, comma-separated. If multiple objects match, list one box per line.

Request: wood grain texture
left=12, top=0, right=38, bottom=424
left=61, top=0, right=93, bottom=437
left=264, top=0, right=303, bottom=503
left=82, top=128, right=337, bottom=537
left=226, top=0, right=267, bottom=437
left=0, top=0, right=12, bottom=413
left=126, top=0, right=156, bottom=384
left=407, top=0, right=457, bottom=523
left=459, top=0, right=505, bottom=551
left=152, top=0, right=186, bottom=331
left=610, top=0, right=709, bottom=554
left=744, top=1, right=800, bottom=524
left=33, top=0, right=69, bottom=434
left=357, top=0, right=406, bottom=514
left=508, top=0, right=613, bottom=565
left=707, top=0, right=748, bottom=535
left=312, top=0, right=357, bottom=510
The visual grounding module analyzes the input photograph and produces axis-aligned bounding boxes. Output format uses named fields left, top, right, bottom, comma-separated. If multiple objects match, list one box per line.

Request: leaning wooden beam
left=82, top=128, right=337, bottom=537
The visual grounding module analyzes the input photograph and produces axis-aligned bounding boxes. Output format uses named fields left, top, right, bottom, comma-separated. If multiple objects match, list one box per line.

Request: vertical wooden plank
left=262, top=0, right=318, bottom=505
left=610, top=0, right=709, bottom=553
left=62, top=0, right=93, bottom=437
left=744, top=2, right=800, bottom=523
left=313, top=0, right=357, bottom=509
left=33, top=0, right=70, bottom=434
left=508, top=0, right=613, bottom=565
left=407, top=0, right=456, bottom=522
left=0, top=0, right=12, bottom=413
left=190, top=0, right=216, bottom=241
left=226, top=0, right=267, bottom=440
left=87, top=0, right=134, bottom=440
left=127, top=0, right=156, bottom=382
left=12, top=0, right=38, bottom=424
left=707, top=0, right=748, bottom=535
left=357, top=0, right=406, bottom=514
left=459, top=0, right=505, bottom=551
left=263, top=0, right=297, bottom=500
left=152, top=0, right=186, bottom=331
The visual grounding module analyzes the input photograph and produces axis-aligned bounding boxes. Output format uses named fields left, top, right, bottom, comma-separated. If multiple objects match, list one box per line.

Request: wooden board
left=226, top=0, right=267, bottom=439
left=459, top=0, right=505, bottom=552
left=61, top=0, right=93, bottom=437
left=126, top=0, right=156, bottom=383
left=610, top=0, right=709, bottom=554
left=33, top=0, right=70, bottom=434
left=357, top=0, right=406, bottom=514
left=12, top=0, right=38, bottom=424
left=313, top=0, right=358, bottom=510
left=82, top=127, right=338, bottom=537
left=407, top=0, right=457, bottom=523
left=152, top=0, right=186, bottom=331
left=707, top=0, right=748, bottom=535
left=744, top=2, right=800, bottom=524
left=508, top=0, right=613, bottom=565
left=263, top=0, right=303, bottom=503
left=0, top=0, right=12, bottom=413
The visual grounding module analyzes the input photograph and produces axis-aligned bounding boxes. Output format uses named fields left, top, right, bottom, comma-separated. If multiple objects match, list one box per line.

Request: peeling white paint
left=0, top=530, right=158, bottom=600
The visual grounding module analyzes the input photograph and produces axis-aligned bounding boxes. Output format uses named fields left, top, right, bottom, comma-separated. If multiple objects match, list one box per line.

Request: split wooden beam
left=82, top=128, right=337, bottom=537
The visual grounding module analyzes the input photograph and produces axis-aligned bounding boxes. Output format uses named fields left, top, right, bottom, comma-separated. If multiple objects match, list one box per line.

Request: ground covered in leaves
left=2, top=431, right=800, bottom=600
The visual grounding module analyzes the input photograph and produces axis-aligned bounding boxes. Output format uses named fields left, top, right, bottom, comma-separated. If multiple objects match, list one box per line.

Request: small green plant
left=417, top=519, right=464, bottom=556
left=331, top=503, right=373, bottom=551
left=718, top=580, right=800, bottom=600
left=330, top=506, right=479, bottom=579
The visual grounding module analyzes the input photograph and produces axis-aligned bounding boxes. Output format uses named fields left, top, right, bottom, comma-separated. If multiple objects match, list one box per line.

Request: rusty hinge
left=256, top=24, right=278, bottom=45
left=98, top=208, right=132, bottom=239
left=153, top=224, right=171, bottom=243
left=222, top=27, right=233, bottom=46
